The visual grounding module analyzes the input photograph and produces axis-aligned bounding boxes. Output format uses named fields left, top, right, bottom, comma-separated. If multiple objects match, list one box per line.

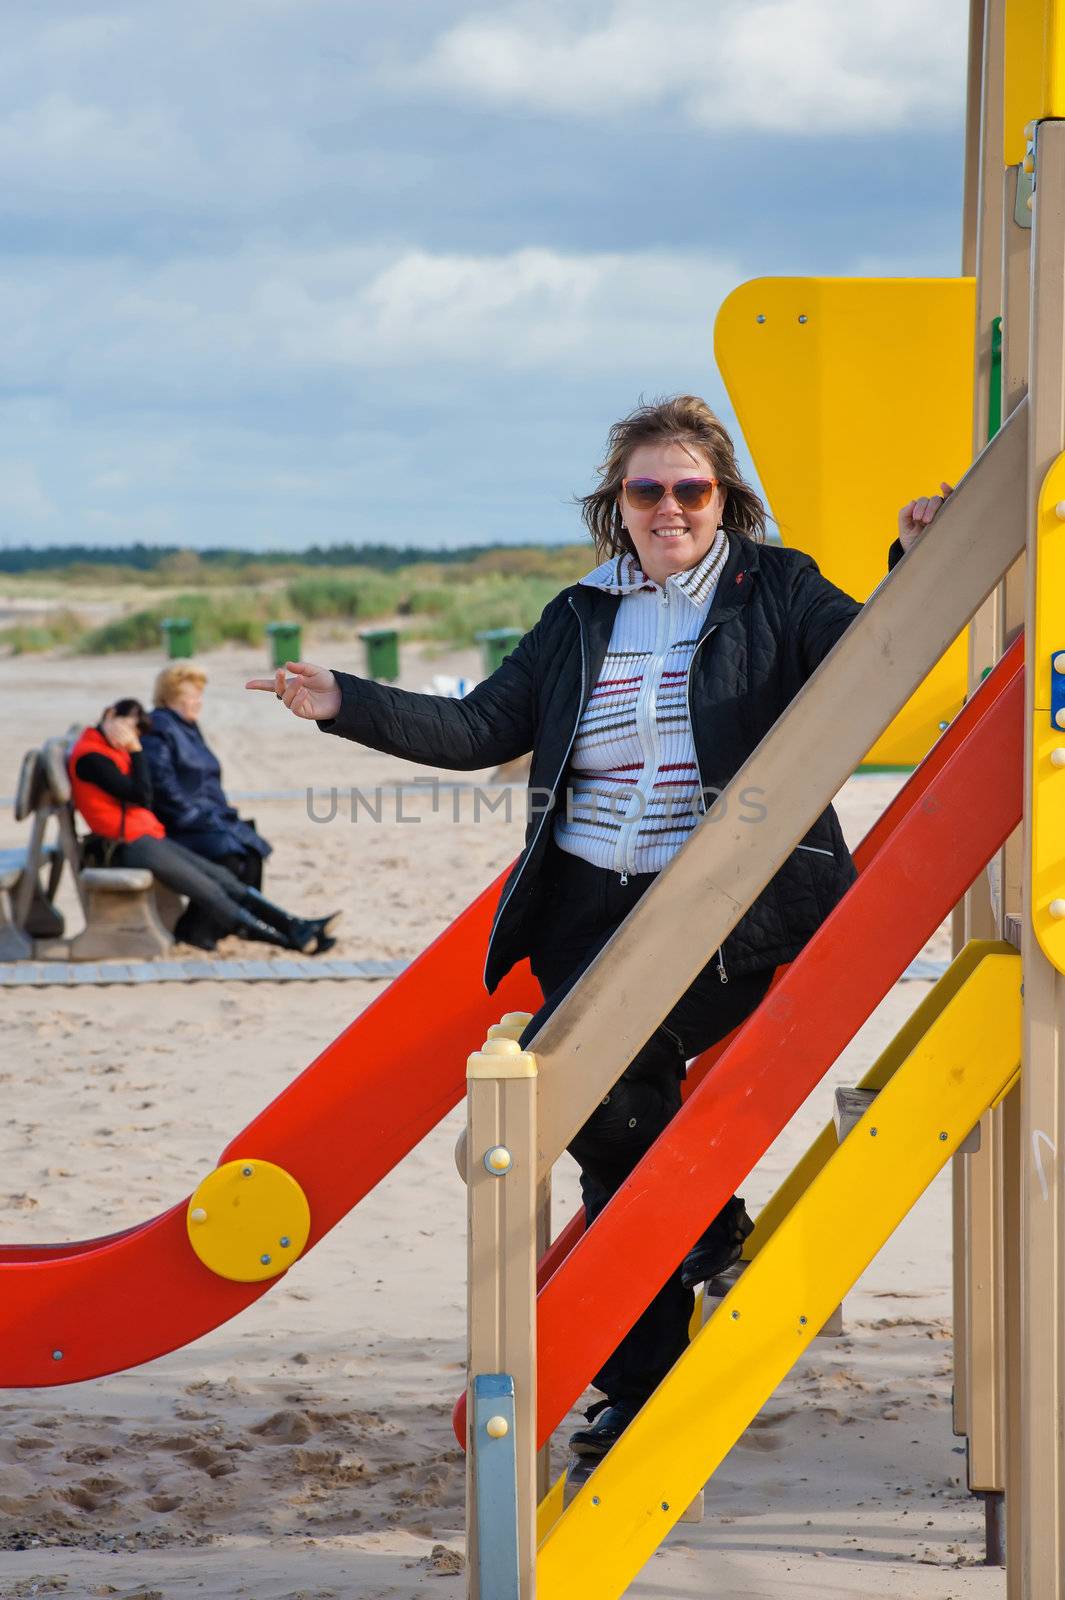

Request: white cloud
left=0, top=241, right=741, bottom=396
left=410, top=0, right=967, bottom=134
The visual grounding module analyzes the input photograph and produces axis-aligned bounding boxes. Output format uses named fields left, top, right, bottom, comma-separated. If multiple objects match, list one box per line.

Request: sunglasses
left=622, top=476, right=719, bottom=512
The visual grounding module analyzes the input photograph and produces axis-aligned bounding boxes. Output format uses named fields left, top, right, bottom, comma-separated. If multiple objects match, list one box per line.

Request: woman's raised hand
left=898, top=482, right=954, bottom=553
left=245, top=660, right=342, bottom=722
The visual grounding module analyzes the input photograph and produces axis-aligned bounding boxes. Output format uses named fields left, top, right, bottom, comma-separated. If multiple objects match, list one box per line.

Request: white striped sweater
left=553, top=531, right=729, bottom=876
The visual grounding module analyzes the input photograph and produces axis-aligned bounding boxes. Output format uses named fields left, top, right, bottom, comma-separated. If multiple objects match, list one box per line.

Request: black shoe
left=679, top=1197, right=754, bottom=1289
left=569, top=1399, right=641, bottom=1461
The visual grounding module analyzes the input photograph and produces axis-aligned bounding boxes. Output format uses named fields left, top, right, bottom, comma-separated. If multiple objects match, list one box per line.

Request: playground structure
left=2, top=3, right=1065, bottom=1597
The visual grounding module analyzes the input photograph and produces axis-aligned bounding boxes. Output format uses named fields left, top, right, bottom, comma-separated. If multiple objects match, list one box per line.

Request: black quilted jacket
left=321, top=532, right=891, bottom=991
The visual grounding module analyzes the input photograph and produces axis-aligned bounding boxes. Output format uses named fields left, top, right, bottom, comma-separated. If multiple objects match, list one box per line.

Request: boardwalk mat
left=0, top=955, right=945, bottom=990
left=0, top=956, right=408, bottom=987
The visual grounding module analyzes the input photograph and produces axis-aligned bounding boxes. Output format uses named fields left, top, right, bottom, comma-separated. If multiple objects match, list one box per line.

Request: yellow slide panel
left=537, top=950, right=1021, bottom=1599
left=714, top=277, right=974, bottom=768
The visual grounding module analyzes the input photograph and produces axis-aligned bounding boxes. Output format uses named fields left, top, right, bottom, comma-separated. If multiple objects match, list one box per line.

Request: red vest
left=68, top=727, right=166, bottom=842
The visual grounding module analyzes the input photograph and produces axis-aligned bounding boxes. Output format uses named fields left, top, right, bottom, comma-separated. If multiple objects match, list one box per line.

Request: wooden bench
left=10, top=735, right=175, bottom=962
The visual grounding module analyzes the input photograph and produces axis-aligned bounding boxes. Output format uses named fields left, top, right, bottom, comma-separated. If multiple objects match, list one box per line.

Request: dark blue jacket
left=142, top=707, right=271, bottom=864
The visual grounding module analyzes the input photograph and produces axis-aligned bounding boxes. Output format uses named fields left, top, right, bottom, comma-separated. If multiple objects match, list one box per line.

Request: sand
left=0, top=633, right=1002, bottom=1598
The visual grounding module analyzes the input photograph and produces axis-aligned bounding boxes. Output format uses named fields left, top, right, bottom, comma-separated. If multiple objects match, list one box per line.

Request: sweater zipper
left=483, top=595, right=589, bottom=987
left=685, top=621, right=727, bottom=983
left=614, top=585, right=670, bottom=883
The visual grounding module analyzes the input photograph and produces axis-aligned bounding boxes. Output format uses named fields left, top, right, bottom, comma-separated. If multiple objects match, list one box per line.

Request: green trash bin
left=160, top=617, right=195, bottom=659
left=360, top=627, right=400, bottom=682
left=476, top=627, right=524, bottom=675
left=266, top=621, right=303, bottom=670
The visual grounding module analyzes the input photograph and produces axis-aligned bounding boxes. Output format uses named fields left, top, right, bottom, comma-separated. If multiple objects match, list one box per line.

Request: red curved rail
left=454, top=636, right=1025, bottom=1445
left=0, top=868, right=540, bottom=1387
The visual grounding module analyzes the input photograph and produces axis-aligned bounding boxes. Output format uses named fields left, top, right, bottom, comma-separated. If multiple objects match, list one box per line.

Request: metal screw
left=798, top=314, right=808, bottom=324
left=731, top=1309, right=740, bottom=1320
left=592, top=1495, right=600, bottom=1506
left=870, top=1127, right=878, bottom=1137
left=939, top=1132, right=949, bottom=1142
left=241, top=1165, right=253, bottom=1177
left=260, top=1254, right=272, bottom=1265
left=800, top=1316, right=808, bottom=1326
left=938, top=720, right=950, bottom=731
left=661, top=1500, right=670, bottom=1511
left=51, top=1350, right=63, bottom=1361
left=280, top=1236, right=291, bottom=1248
left=756, top=314, right=766, bottom=324
left=484, top=1145, right=512, bottom=1176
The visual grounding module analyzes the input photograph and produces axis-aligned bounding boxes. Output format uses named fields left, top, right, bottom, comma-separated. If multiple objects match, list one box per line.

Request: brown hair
left=578, top=394, right=768, bottom=560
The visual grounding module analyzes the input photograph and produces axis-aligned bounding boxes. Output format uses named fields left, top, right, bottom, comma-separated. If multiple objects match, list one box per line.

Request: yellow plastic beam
left=1032, top=454, right=1065, bottom=973
left=714, top=277, right=975, bottom=767
left=537, top=947, right=1022, bottom=1598
left=1005, top=0, right=1065, bottom=165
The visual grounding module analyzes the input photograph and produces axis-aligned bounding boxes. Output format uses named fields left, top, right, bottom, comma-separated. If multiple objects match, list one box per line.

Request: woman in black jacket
left=248, top=394, right=947, bottom=1460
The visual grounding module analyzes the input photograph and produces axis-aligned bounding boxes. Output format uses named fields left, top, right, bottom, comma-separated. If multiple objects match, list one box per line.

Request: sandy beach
left=0, top=632, right=1000, bottom=1599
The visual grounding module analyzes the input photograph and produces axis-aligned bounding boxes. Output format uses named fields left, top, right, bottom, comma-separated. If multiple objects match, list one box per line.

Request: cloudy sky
left=2, top=0, right=969, bottom=552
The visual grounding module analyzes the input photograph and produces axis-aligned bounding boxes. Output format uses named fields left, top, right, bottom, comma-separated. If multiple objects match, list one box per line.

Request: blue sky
left=1, top=0, right=969, bottom=552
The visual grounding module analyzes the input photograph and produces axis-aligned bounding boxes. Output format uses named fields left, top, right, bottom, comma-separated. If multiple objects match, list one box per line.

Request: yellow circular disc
left=185, top=1158, right=311, bottom=1283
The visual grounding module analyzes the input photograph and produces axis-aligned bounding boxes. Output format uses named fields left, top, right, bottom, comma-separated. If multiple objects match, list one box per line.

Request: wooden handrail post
left=465, top=1033, right=538, bottom=1600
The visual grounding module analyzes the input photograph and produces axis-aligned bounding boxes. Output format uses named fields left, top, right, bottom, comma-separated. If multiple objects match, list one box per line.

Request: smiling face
left=618, top=439, right=727, bottom=587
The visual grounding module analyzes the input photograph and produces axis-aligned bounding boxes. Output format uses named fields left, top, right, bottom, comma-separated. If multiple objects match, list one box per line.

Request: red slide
left=453, top=635, right=1025, bottom=1446
left=0, top=871, right=540, bottom=1387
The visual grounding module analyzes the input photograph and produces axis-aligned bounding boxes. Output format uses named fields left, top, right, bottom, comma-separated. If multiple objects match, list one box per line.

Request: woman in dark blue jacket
left=144, top=662, right=271, bottom=888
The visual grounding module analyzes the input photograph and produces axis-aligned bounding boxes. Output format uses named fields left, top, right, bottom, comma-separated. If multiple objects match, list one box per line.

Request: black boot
left=238, top=889, right=318, bottom=953
left=569, top=1398, right=642, bottom=1461
left=679, top=1196, right=754, bottom=1289
left=230, top=907, right=302, bottom=951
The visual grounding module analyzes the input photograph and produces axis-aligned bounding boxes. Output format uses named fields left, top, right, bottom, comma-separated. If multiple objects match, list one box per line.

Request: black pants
left=112, top=836, right=256, bottom=935
left=521, top=846, right=773, bottom=1407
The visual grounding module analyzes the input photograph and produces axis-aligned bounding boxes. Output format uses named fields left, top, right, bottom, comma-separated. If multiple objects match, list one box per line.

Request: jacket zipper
left=685, top=622, right=727, bottom=982
left=614, top=586, right=670, bottom=883
left=483, top=595, right=589, bottom=987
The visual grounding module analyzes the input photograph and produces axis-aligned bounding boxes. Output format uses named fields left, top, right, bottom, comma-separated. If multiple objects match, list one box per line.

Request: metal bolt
left=190, top=1207, right=207, bottom=1224
left=484, top=1145, right=512, bottom=1176
left=800, top=1315, right=808, bottom=1326
left=592, top=1495, right=600, bottom=1506
left=1055, top=500, right=1065, bottom=520
left=260, top=1254, right=272, bottom=1266
left=731, top=1309, right=740, bottom=1320
left=1056, top=709, right=1065, bottom=729
left=1054, top=653, right=1065, bottom=675
left=485, top=1415, right=509, bottom=1439
left=1051, top=748, right=1065, bottom=767
left=51, top=1350, right=63, bottom=1361
left=938, top=720, right=950, bottom=731
left=798, top=314, right=808, bottom=324
left=661, top=1500, right=670, bottom=1511
left=1050, top=899, right=1065, bottom=920
left=870, top=1127, right=878, bottom=1137
left=241, top=1165, right=254, bottom=1177
left=756, top=314, right=766, bottom=324
left=280, top=1236, right=291, bottom=1248
left=939, top=1132, right=949, bottom=1142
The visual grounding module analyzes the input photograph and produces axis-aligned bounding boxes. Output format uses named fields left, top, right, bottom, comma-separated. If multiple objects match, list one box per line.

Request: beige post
left=1017, top=114, right=1065, bottom=1599
left=955, top=0, right=1009, bottom=1529
left=466, top=1035, right=538, bottom=1599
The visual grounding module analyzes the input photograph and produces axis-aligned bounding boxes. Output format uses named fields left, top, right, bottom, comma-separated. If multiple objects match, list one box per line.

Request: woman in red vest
left=70, top=698, right=337, bottom=955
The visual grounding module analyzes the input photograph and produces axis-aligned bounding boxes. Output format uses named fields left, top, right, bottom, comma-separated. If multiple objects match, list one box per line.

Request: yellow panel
left=1005, top=0, right=1049, bottom=163
left=1032, top=456, right=1065, bottom=973
left=186, top=1158, right=310, bottom=1283
left=1048, top=0, right=1065, bottom=113
left=714, top=277, right=975, bottom=767
left=537, top=949, right=1021, bottom=1599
